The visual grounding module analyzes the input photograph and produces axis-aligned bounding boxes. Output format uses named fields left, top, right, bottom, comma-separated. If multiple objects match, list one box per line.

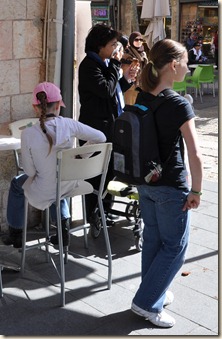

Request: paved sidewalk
left=0, top=179, right=218, bottom=336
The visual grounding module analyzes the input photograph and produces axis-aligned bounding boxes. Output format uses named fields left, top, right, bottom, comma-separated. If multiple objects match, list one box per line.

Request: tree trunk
left=131, top=0, right=139, bottom=32
left=120, top=0, right=132, bottom=35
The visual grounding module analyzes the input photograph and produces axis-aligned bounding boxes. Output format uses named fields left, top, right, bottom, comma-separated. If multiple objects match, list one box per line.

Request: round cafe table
left=0, top=135, right=21, bottom=151
left=188, top=64, right=217, bottom=69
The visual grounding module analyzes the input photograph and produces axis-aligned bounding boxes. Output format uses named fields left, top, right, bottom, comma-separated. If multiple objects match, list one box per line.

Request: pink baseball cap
left=32, top=82, right=66, bottom=107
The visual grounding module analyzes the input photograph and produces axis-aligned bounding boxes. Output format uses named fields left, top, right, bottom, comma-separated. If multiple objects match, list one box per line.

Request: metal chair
left=198, top=64, right=216, bottom=97
left=21, top=142, right=113, bottom=307
left=185, top=65, right=204, bottom=102
left=8, top=118, right=39, bottom=174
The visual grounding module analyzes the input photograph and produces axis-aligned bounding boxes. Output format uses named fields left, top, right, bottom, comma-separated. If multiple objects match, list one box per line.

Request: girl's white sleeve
left=21, top=130, right=37, bottom=177
left=70, top=120, right=107, bottom=144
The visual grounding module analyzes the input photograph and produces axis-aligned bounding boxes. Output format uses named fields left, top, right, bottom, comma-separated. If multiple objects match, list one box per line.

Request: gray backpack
left=113, top=89, right=179, bottom=185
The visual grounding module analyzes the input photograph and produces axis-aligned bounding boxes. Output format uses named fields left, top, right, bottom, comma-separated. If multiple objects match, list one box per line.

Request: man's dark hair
left=85, top=24, right=119, bottom=53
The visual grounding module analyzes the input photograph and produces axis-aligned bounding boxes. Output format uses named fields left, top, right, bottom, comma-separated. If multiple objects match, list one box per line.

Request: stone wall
left=0, top=0, right=46, bottom=231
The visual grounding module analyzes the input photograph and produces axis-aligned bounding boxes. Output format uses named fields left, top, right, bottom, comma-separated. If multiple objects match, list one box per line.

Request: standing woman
left=78, top=24, right=138, bottom=222
left=131, top=39, right=203, bottom=328
left=122, top=31, right=148, bottom=104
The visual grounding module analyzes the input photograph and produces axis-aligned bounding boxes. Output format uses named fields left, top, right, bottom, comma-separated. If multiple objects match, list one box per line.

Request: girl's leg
left=133, top=185, right=190, bottom=313
left=50, top=199, right=71, bottom=223
left=137, top=186, right=161, bottom=280
left=3, top=174, right=28, bottom=248
left=49, top=199, right=71, bottom=246
left=6, top=174, right=28, bottom=229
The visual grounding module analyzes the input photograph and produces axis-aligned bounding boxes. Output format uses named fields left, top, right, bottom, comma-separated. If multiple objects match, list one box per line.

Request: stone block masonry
left=0, top=0, right=46, bottom=231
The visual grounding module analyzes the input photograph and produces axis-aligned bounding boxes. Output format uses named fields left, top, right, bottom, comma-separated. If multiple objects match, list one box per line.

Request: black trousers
left=79, top=138, right=114, bottom=219
left=84, top=161, right=114, bottom=219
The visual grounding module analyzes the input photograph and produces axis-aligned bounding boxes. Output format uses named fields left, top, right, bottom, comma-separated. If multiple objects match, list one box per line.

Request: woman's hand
left=182, top=192, right=201, bottom=211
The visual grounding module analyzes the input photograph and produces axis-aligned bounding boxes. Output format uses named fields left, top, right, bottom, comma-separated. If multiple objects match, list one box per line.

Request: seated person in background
left=185, top=32, right=196, bottom=51
left=188, top=42, right=207, bottom=65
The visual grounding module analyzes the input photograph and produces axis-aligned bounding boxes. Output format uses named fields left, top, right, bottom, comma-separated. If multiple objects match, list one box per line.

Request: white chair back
left=8, top=118, right=39, bottom=174
left=9, top=118, right=39, bottom=138
left=57, top=143, right=112, bottom=182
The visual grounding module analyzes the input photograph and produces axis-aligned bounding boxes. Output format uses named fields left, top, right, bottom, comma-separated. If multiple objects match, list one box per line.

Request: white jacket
left=191, top=47, right=202, bottom=60
left=21, top=116, right=106, bottom=210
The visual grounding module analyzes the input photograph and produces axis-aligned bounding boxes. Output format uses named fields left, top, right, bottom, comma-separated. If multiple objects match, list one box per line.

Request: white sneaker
left=131, top=302, right=175, bottom=328
left=163, top=290, right=174, bottom=307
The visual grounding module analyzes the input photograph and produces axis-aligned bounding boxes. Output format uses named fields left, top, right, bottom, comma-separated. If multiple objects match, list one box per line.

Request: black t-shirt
left=136, top=90, right=195, bottom=190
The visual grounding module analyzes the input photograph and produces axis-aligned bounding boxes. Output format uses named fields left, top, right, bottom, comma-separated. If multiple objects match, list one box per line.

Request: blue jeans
left=133, top=185, right=190, bottom=313
left=7, top=174, right=70, bottom=229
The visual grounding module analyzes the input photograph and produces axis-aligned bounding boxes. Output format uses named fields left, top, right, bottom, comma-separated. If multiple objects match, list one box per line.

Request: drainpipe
left=60, top=0, right=75, bottom=118
left=47, top=0, right=64, bottom=85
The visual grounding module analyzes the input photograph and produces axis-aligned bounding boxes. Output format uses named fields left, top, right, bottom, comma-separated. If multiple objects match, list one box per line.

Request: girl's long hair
left=141, top=39, right=186, bottom=92
left=36, top=91, right=55, bottom=154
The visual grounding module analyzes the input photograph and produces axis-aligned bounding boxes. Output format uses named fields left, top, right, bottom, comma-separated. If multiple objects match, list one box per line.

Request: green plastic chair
left=198, top=65, right=216, bottom=97
left=173, top=80, right=187, bottom=94
left=185, top=66, right=204, bottom=102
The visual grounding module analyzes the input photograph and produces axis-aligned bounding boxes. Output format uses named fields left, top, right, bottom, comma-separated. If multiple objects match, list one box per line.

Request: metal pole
left=131, top=0, right=139, bottom=32
left=60, top=0, right=75, bottom=118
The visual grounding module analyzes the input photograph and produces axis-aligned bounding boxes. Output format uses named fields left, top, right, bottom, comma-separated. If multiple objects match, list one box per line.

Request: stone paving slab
left=0, top=179, right=218, bottom=336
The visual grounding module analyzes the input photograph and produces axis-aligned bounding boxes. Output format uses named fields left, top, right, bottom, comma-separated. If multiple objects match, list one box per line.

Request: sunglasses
left=134, top=38, right=143, bottom=42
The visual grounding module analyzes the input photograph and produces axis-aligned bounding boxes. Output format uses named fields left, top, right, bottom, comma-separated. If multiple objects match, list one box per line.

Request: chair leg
left=97, top=196, right=112, bottom=290
left=82, top=195, right=88, bottom=249
left=57, top=206, right=65, bottom=307
left=21, top=198, right=29, bottom=276
left=44, top=208, right=50, bottom=263
left=200, top=83, right=203, bottom=96
left=0, top=266, right=3, bottom=298
left=13, top=150, right=23, bottom=176
left=68, top=197, right=73, bottom=221
left=21, top=202, right=51, bottom=275
left=64, top=245, right=68, bottom=265
left=21, top=198, right=66, bottom=306
left=195, top=88, right=197, bottom=99
left=198, top=87, right=203, bottom=103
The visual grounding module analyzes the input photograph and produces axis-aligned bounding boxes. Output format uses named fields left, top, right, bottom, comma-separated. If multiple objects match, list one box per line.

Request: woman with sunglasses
left=122, top=31, right=148, bottom=105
